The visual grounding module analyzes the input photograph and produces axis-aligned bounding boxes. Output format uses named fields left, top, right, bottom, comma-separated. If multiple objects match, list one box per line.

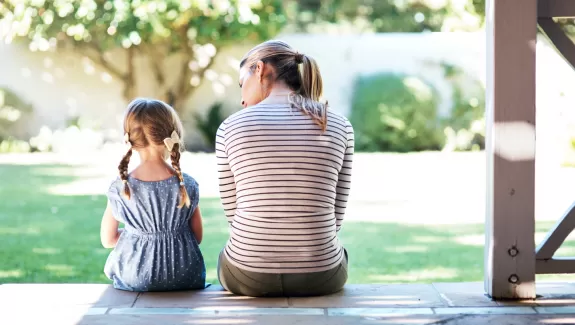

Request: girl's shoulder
left=181, top=173, right=199, bottom=188
left=181, top=173, right=200, bottom=207
left=107, top=177, right=122, bottom=195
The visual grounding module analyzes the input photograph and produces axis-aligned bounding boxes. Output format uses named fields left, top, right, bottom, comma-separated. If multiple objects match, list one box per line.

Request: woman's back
left=217, top=103, right=354, bottom=274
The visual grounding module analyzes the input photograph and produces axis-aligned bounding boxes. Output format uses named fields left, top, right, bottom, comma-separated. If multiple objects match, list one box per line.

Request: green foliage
left=0, top=138, right=31, bottom=153
left=441, top=63, right=485, bottom=151
left=0, top=0, right=286, bottom=112
left=284, top=0, right=485, bottom=32
left=0, top=87, right=33, bottom=143
left=350, top=73, right=444, bottom=152
left=350, top=65, right=486, bottom=153
left=0, top=0, right=284, bottom=50
left=194, top=101, right=230, bottom=151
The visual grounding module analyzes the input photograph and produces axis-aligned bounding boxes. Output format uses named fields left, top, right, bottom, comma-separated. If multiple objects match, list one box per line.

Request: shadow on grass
left=2, top=163, right=575, bottom=285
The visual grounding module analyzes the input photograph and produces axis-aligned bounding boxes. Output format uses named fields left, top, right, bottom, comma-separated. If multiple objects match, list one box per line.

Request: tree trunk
left=122, top=46, right=136, bottom=101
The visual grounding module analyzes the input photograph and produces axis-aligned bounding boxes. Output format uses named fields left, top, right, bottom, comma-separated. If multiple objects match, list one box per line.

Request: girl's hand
left=100, top=202, right=120, bottom=248
left=190, top=205, right=203, bottom=244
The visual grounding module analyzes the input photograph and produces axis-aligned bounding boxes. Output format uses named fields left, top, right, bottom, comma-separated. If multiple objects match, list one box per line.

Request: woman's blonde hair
left=119, top=98, right=190, bottom=208
left=240, top=40, right=328, bottom=131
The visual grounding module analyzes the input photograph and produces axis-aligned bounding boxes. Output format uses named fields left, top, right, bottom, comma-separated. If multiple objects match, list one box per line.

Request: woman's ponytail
left=289, top=53, right=328, bottom=131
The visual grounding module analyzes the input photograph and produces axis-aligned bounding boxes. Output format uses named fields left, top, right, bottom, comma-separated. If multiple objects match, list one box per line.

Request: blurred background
left=1, top=0, right=575, bottom=285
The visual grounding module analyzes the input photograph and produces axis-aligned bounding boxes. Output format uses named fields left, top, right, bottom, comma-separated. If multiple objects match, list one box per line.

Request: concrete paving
left=2, top=282, right=575, bottom=324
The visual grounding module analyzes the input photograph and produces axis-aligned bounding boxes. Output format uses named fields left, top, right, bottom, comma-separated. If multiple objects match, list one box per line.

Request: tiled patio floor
left=1, top=282, right=575, bottom=324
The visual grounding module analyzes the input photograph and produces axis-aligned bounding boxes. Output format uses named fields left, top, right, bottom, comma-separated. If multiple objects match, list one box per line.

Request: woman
left=215, top=40, right=354, bottom=297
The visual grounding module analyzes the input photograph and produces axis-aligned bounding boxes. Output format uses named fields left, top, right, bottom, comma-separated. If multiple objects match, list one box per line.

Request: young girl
left=100, top=98, right=207, bottom=292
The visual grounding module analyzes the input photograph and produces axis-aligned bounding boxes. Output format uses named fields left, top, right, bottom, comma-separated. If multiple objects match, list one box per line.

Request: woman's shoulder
left=327, top=111, right=353, bottom=133
left=327, top=110, right=351, bottom=125
left=221, top=103, right=286, bottom=125
left=219, top=107, right=253, bottom=128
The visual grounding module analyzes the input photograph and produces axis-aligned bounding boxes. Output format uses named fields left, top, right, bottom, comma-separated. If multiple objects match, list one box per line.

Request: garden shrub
left=350, top=66, right=486, bottom=153
left=350, top=73, right=444, bottom=152
left=441, top=63, right=485, bottom=151
left=194, top=101, right=240, bottom=151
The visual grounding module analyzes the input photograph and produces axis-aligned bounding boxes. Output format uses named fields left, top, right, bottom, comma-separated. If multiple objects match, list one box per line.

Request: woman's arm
left=189, top=205, right=204, bottom=244
left=216, top=122, right=237, bottom=224
left=100, top=201, right=121, bottom=248
left=335, top=120, right=355, bottom=232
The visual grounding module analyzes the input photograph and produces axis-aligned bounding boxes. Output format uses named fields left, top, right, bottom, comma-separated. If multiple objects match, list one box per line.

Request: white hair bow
left=124, top=133, right=132, bottom=148
left=163, top=130, right=181, bottom=151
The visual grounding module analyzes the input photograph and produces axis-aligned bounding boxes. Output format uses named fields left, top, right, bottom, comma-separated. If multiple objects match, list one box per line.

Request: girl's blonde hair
left=119, top=98, right=190, bottom=208
left=240, top=40, right=328, bottom=131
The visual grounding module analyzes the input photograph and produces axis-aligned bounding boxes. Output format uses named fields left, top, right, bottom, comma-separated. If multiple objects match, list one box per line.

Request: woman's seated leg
left=281, top=249, right=348, bottom=297
left=217, top=250, right=283, bottom=297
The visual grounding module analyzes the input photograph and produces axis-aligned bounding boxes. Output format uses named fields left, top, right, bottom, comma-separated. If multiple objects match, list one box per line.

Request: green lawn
left=1, top=162, right=574, bottom=284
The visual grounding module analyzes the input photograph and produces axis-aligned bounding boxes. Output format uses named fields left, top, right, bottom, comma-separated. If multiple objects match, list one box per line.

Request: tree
left=0, top=0, right=286, bottom=114
left=283, top=0, right=485, bottom=33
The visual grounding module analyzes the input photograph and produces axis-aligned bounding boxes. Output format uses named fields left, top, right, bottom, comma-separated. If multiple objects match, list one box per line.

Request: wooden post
left=485, top=0, right=537, bottom=299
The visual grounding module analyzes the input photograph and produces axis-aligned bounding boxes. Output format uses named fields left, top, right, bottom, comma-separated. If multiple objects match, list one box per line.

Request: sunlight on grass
left=385, top=245, right=429, bottom=253
left=47, top=181, right=109, bottom=196
left=4, top=161, right=575, bottom=284
left=206, top=268, right=218, bottom=281
left=412, top=236, right=443, bottom=243
left=45, top=264, right=76, bottom=277
left=32, top=247, right=61, bottom=254
left=555, top=246, right=575, bottom=256
left=453, top=234, right=483, bottom=246
left=0, top=227, right=41, bottom=235
left=0, top=269, right=23, bottom=278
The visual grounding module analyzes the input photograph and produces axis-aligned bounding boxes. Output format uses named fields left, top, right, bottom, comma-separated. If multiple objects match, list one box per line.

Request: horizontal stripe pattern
left=216, top=104, right=354, bottom=273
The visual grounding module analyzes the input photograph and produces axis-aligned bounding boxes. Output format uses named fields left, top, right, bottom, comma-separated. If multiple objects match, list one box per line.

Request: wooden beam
left=538, top=0, right=575, bottom=18
left=536, top=201, right=575, bottom=259
left=538, top=18, right=575, bottom=70
left=485, top=0, right=537, bottom=300
left=537, top=258, right=575, bottom=274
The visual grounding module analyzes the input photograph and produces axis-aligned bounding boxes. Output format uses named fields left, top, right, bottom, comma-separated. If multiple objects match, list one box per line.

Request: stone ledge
left=2, top=283, right=575, bottom=325
left=1, top=282, right=574, bottom=309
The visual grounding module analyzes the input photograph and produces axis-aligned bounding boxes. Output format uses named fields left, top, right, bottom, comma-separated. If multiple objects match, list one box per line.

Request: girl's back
left=100, top=98, right=207, bottom=292
left=104, top=174, right=205, bottom=291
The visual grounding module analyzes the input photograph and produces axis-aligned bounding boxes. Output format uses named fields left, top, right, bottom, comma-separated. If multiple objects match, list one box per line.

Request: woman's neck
left=259, top=84, right=293, bottom=105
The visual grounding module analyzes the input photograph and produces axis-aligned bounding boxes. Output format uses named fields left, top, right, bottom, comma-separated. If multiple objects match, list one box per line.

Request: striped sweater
left=216, top=103, right=354, bottom=273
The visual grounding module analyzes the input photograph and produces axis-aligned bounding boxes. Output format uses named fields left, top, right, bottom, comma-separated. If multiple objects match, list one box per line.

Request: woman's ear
left=256, top=61, right=265, bottom=82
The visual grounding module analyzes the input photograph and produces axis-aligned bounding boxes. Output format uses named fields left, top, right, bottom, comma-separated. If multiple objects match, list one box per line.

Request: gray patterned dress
left=104, top=173, right=207, bottom=292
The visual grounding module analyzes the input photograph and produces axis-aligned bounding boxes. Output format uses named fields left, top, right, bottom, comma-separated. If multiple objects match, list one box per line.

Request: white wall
left=1, top=32, right=574, bottom=157
left=0, top=42, right=250, bottom=145
left=278, top=32, right=486, bottom=118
